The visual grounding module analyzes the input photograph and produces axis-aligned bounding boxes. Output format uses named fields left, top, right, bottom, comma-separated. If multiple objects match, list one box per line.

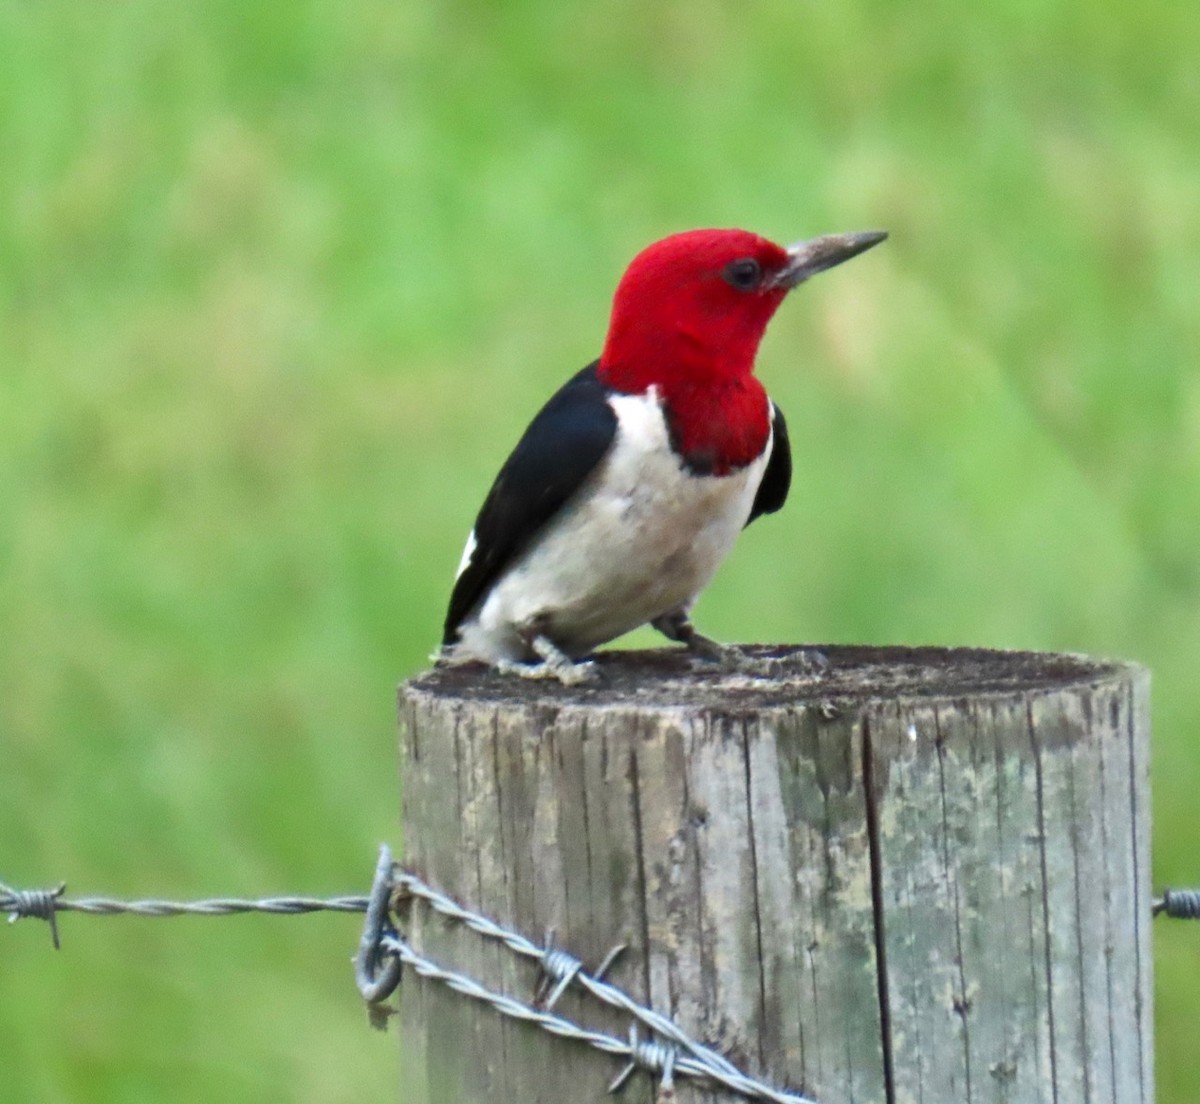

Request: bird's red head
left=597, top=227, right=885, bottom=472
left=598, top=229, right=791, bottom=392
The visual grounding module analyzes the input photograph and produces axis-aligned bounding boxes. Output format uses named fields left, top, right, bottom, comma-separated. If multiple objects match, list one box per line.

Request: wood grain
left=398, top=645, right=1151, bottom=1104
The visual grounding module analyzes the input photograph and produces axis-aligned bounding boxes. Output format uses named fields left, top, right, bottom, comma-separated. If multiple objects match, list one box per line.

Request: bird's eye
left=722, top=257, right=762, bottom=291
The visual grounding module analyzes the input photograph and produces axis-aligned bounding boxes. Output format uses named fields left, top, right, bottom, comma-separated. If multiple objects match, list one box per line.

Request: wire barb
left=1, top=881, right=66, bottom=949
left=377, top=860, right=814, bottom=1103
left=538, top=937, right=584, bottom=1010
left=1154, top=888, right=1200, bottom=920
left=608, top=1024, right=681, bottom=1095
left=657, top=1038, right=678, bottom=1104
left=3, top=850, right=816, bottom=1103
left=380, top=927, right=810, bottom=1104
left=390, top=866, right=749, bottom=1083
left=0, top=880, right=370, bottom=951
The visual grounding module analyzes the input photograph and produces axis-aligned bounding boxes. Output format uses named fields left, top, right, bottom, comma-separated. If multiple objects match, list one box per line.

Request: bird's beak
left=772, top=230, right=888, bottom=289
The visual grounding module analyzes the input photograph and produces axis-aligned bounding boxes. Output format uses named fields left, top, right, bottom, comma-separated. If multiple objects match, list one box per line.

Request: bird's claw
left=683, top=638, right=755, bottom=672
left=493, top=632, right=600, bottom=686
left=790, top=646, right=830, bottom=673
left=685, top=634, right=728, bottom=662
left=497, top=658, right=599, bottom=686
left=689, top=644, right=831, bottom=678
left=550, top=659, right=600, bottom=686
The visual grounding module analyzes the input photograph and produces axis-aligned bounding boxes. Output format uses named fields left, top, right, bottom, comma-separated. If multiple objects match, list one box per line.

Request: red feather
left=597, top=229, right=790, bottom=473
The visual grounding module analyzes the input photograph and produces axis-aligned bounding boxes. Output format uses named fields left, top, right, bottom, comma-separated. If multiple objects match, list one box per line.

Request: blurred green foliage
left=1, top=0, right=1197, bottom=1100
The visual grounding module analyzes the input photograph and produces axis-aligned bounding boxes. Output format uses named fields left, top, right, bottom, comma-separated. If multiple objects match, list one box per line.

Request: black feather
left=443, top=362, right=618, bottom=644
left=746, top=402, right=791, bottom=526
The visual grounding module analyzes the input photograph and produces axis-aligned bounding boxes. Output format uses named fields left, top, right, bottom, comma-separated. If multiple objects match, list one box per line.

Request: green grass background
left=1, top=0, right=1197, bottom=1099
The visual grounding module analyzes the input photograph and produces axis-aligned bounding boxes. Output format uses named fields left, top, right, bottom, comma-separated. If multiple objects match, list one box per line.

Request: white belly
left=454, top=390, right=769, bottom=662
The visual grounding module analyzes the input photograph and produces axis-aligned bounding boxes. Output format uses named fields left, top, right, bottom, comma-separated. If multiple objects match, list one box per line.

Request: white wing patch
left=455, top=530, right=477, bottom=579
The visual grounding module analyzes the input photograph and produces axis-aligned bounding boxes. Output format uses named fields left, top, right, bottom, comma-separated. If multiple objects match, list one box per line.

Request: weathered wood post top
left=399, top=644, right=1151, bottom=1104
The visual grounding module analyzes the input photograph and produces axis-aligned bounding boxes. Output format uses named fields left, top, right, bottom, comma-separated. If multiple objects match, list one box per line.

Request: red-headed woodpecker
left=441, top=227, right=887, bottom=683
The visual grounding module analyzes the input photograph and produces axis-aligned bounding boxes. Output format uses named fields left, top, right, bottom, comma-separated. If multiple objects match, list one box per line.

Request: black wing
left=746, top=401, right=791, bottom=526
left=443, top=361, right=618, bottom=644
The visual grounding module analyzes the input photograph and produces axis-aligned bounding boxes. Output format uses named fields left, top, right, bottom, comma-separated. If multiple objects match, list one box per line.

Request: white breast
left=454, top=388, right=770, bottom=663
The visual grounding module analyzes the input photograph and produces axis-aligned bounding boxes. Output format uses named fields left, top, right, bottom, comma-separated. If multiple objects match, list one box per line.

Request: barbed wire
left=4, top=854, right=1196, bottom=1102
left=357, top=845, right=813, bottom=1103
left=2, top=847, right=813, bottom=1103
left=387, top=861, right=747, bottom=1082
left=380, top=929, right=768, bottom=1100
left=0, top=880, right=369, bottom=950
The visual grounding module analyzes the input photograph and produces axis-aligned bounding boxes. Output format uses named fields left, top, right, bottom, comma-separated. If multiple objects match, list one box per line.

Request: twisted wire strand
left=10, top=855, right=1192, bottom=1104
left=1154, top=888, right=1200, bottom=920
left=379, top=931, right=815, bottom=1104
left=4, top=854, right=813, bottom=1103
left=51, top=895, right=371, bottom=916
left=393, top=867, right=746, bottom=1081
left=0, top=884, right=368, bottom=922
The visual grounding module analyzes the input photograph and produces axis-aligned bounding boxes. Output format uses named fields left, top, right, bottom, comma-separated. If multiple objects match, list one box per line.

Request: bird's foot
left=792, top=646, right=831, bottom=673
left=496, top=658, right=598, bottom=685
left=734, top=646, right=830, bottom=678
left=651, top=613, right=831, bottom=678
left=495, top=634, right=599, bottom=686
left=686, top=640, right=759, bottom=673
left=651, top=611, right=740, bottom=668
left=688, top=645, right=831, bottom=678
left=682, top=629, right=728, bottom=662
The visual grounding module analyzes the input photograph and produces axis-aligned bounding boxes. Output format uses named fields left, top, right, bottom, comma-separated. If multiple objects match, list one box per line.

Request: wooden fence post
left=396, top=645, right=1152, bottom=1104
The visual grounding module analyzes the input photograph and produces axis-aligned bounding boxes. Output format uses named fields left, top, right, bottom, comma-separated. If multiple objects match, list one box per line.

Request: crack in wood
left=1028, top=698, right=1061, bottom=1104
left=628, top=733, right=654, bottom=1018
left=741, top=718, right=771, bottom=1072
left=1066, top=735, right=1094, bottom=1104
left=488, top=714, right=512, bottom=1083
left=934, top=707, right=974, bottom=1100
left=861, top=714, right=896, bottom=1104
left=678, top=726, right=717, bottom=1040
left=1097, top=694, right=1120, bottom=1102
left=1123, top=682, right=1148, bottom=1104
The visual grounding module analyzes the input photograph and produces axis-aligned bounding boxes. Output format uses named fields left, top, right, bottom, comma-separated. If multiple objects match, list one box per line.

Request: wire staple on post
left=353, top=844, right=404, bottom=1006
left=656, top=1039, right=678, bottom=1104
